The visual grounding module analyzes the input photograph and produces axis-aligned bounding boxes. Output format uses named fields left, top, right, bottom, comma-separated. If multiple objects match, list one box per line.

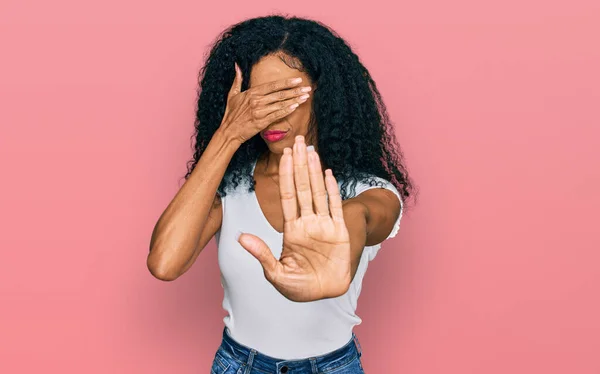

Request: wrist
left=214, top=128, right=242, bottom=150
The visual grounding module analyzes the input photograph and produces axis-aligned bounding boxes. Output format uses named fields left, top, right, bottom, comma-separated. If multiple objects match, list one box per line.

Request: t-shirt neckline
left=251, top=158, right=284, bottom=235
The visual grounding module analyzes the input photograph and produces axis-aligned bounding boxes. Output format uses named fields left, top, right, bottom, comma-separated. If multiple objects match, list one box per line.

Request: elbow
left=146, top=251, right=181, bottom=281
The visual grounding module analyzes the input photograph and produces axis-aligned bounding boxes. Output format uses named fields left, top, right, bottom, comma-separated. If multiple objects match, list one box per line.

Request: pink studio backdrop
left=1, top=0, right=599, bottom=373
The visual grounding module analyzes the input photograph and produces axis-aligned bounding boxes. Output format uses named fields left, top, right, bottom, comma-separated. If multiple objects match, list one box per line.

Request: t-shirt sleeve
left=351, top=176, right=404, bottom=241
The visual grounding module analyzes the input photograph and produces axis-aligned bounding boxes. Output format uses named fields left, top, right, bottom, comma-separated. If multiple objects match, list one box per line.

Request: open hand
left=237, top=136, right=352, bottom=302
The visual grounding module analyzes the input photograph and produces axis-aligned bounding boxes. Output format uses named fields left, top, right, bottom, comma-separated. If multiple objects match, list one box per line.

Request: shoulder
left=341, top=176, right=403, bottom=210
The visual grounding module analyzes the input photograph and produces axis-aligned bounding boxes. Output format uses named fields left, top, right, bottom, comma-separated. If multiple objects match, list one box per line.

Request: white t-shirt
left=214, top=158, right=404, bottom=359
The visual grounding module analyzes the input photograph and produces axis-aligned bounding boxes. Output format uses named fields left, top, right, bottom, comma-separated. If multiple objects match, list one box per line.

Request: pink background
left=1, top=0, right=599, bottom=373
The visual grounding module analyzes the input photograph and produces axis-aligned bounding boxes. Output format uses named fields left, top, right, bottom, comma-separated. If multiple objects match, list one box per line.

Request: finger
left=251, top=94, right=309, bottom=119
left=257, top=102, right=300, bottom=127
left=237, top=232, right=281, bottom=281
left=293, top=136, right=314, bottom=217
left=252, top=77, right=303, bottom=96
left=324, top=169, right=344, bottom=223
left=279, top=147, right=298, bottom=223
left=307, top=147, right=329, bottom=216
left=227, top=62, right=243, bottom=100
left=259, top=85, right=312, bottom=106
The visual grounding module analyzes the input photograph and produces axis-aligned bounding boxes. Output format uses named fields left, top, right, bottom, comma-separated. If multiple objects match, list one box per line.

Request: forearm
left=147, top=130, right=240, bottom=279
left=342, top=201, right=369, bottom=283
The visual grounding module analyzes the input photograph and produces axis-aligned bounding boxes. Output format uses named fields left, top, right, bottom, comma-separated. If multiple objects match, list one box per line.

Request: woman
left=148, top=15, right=414, bottom=373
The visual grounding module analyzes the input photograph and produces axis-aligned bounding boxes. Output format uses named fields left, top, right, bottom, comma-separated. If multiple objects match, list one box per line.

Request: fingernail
left=235, top=230, right=242, bottom=241
left=299, top=94, right=310, bottom=101
left=301, top=86, right=312, bottom=92
left=292, top=78, right=302, bottom=84
left=306, top=145, right=314, bottom=152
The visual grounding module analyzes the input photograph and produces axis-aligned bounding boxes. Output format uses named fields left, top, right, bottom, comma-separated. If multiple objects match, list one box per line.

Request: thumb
left=236, top=231, right=280, bottom=281
left=227, top=62, right=243, bottom=100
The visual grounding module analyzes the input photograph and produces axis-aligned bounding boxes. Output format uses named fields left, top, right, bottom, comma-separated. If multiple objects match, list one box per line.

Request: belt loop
left=244, top=349, right=257, bottom=374
left=310, top=357, right=318, bottom=374
left=352, top=333, right=363, bottom=357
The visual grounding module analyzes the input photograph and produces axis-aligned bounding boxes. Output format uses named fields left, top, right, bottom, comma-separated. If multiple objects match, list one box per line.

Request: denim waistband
left=219, top=327, right=362, bottom=374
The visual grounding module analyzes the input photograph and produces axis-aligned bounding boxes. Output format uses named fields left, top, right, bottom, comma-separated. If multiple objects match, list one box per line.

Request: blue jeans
left=210, top=327, right=365, bottom=374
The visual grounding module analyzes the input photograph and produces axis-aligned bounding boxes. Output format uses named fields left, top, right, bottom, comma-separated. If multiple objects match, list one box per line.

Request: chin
left=266, top=141, right=292, bottom=153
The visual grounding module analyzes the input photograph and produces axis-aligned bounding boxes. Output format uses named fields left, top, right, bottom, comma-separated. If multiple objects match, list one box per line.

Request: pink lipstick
left=263, top=130, right=289, bottom=142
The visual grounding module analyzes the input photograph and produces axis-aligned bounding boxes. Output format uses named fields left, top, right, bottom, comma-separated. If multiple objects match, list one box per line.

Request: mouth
left=262, top=130, right=289, bottom=143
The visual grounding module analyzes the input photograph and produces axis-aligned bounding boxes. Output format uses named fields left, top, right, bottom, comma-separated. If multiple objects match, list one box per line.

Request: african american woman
left=148, top=15, right=415, bottom=374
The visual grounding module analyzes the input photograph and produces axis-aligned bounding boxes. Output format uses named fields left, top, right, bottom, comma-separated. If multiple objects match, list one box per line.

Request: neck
left=259, top=151, right=283, bottom=178
left=259, top=145, right=321, bottom=178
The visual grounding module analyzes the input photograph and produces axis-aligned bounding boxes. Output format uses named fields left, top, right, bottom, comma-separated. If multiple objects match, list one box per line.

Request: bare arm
left=147, top=130, right=240, bottom=281
left=147, top=63, right=310, bottom=281
left=342, top=188, right=401, bottom=281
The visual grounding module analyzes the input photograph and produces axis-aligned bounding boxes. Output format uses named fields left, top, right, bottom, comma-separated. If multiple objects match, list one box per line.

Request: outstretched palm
left=237, top=135, right=352, bottom=302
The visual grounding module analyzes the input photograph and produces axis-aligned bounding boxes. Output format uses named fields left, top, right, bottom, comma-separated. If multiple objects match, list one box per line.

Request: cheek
left=289, top=102, right=312, bottom=125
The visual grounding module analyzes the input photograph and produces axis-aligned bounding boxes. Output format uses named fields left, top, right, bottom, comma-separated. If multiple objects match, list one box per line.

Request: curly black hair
left=183, top=14, right=416, bottom=207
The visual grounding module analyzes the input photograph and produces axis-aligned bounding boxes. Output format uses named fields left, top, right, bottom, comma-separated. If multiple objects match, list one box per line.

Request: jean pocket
left=319, top=356, right=365, bottom=374
left=210, top=350, right=231, bottom=374
left=321, top=354, right=364, bottom=373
